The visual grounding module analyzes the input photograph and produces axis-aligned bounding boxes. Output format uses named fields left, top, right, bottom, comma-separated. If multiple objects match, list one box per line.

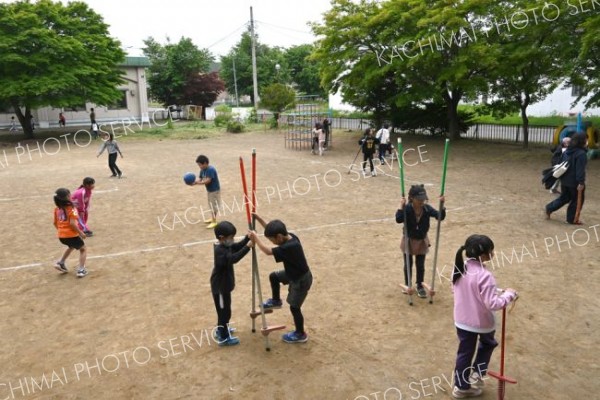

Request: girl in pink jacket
left=451, top=235, right=518, bottom=399
left=71, top=177, right=95, bottom=236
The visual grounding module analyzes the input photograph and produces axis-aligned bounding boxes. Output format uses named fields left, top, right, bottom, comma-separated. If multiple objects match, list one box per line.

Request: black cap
left=409, top=185, right=428, bottom=201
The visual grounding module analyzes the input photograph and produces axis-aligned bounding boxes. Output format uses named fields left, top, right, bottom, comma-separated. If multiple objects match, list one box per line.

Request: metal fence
left=327, top=118, right=558, bottom=145
left=464, top=123, right=557, bottom=145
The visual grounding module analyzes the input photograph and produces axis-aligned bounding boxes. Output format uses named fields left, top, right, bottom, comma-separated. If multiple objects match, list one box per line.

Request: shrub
left=214, top=113, right=232, bottom=127
left=226, top=120, right=245, bottom=133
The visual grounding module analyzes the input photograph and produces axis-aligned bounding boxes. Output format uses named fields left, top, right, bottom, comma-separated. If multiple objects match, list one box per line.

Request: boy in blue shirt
left=249, top=215, right=313, bottom=344
left=195, top=154, right=221, bottom=229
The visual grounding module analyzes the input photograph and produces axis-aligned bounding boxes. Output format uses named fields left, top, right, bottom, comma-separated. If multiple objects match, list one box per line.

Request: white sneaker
left=371, top=170, right=377, bottom=176
left=469, top=372, right=485, bottom=389
left=362, top=170, right=367, bottom=178
left=76, top=268, right=88, bottom=278
left=452, top=386, right=482, bottom=398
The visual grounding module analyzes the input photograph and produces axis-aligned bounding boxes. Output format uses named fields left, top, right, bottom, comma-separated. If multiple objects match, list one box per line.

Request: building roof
left=119, top=56, right=151, bottom=67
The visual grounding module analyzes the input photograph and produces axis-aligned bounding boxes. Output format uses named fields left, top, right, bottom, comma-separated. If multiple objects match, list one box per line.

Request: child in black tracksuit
left=359, top=128, right=380, bottom=177
left=211, top=221, right=254, bottom=346
left=395, top=185, right=446, bottom=298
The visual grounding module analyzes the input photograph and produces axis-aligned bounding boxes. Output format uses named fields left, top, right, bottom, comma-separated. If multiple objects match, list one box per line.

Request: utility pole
left=250, top=7, right=259, bottom=115
left=233, top=57, right=239, bottom=107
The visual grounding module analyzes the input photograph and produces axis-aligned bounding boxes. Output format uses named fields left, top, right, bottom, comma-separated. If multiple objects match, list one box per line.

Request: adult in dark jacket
left=545, top=132, right=588, bottom=224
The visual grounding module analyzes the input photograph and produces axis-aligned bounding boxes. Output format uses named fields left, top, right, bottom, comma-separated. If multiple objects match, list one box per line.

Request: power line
left=254, top=19, right=314, bottom=36
left=205, top=22, right=249, bottom=49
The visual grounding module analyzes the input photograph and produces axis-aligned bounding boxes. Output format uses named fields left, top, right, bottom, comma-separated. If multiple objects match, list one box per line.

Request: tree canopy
left=311, top=0, right=592, bottom=143
left=143, top=36, right=215, bottom=108
left=0, top=0, right=126, bottom=138
left=260, top=83, right=296, bottom=120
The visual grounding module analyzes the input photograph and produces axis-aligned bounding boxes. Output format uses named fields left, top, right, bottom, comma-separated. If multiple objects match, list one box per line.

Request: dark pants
left=108, top=152, right=121, bottom=176
left=403, top=254, right=425, bottom=287
left=378, top=143, right=389, bottom=162
left=546, top=184, right=585, bottom=223
left=269, top=270, right=312, bottom=334
left=454, top=328, right=498, bottom=390
left=212, top=291, right=232, bottom=340
left=362, top=153, right=375, bottom=171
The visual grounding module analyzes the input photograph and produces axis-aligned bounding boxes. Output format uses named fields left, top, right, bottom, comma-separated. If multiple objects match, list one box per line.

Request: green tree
left=285, top=44, right=326, bottom=98
left=260, top=83, right=296, bottom=121
left=312, top=0, right=510, bottom=140
left=220, top=30, right=289, bottom=104
left=484, top=1, right=579, bottom=148
left=571, top=11, right=600, bottom=108
left=0, top=0, right=125, bottom=138
left=143, top=37, right=213, bottom=106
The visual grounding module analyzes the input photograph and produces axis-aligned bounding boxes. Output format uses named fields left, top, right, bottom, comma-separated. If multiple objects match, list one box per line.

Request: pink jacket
left=453, top=259, right=516, bottom=333
left=71, top=186, right=92, bottom=214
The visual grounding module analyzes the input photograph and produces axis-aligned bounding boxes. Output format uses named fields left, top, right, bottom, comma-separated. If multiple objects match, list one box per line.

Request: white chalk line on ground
left=0, top=187, right=119, bottom=202
left=0, top=200, right=503, bottom=273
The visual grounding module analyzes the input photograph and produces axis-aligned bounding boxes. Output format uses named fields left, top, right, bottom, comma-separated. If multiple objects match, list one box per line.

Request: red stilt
left=488, top=307, right=517, bottom=400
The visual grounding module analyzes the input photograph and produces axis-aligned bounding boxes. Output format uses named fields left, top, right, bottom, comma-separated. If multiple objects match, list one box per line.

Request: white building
left=0, top=56, right=151, bottom=129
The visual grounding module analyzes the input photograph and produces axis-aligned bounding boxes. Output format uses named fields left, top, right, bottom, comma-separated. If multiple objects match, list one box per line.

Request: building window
left=108, top=90, right=128, bottom=110
left=571, top=85, right=584, bottom=97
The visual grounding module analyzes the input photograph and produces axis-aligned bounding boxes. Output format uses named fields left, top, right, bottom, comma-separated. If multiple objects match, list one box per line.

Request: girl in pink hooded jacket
left=451, top=235, right=518, bottom=399
left=71, top=177, right=95, bottom=236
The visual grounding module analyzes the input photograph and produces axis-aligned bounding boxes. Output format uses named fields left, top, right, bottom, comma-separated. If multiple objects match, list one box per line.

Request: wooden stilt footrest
left=249, top=308, right=273, bottom=319
left=399, top=284, right=414, bottom=295
left=260, top=325, right=286, bottom=337
left=488, top=371, right=517, bottom=385
left=421, top=282, right=435, bottom=297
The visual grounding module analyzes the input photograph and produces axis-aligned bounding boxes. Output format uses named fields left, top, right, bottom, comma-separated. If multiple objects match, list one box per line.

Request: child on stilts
left=451, top=235, right=518, bottom=398
left=395, top=184, right=445, bottom=298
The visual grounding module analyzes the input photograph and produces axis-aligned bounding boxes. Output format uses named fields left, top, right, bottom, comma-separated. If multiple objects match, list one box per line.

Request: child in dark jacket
left=395, top=184, right=446, bottom=298
left=211, top=221, right=254, bottom=346
left=359, top=128, right=380, bottom=177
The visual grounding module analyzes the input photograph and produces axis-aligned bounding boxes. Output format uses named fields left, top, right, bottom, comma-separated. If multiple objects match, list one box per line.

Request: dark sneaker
left=282, top=331, right=308, bottom=343
left=262, top=298, right=282, bottom=309
left=118, top=172, right=122, bottom=179
left=76, top=268, right=88, bottom=278
left=417, top=286, right=427, bottom=298
left=452, top=386, right=482, bottom=398
left=84, top=230, right=93, bottom=237
left=218, top=336, right=240, bottom=346
left=54, top=261, right=68, bottom=273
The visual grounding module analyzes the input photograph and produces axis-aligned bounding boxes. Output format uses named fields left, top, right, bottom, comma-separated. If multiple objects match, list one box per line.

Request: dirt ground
left=0, top=128, right=598, bottom=400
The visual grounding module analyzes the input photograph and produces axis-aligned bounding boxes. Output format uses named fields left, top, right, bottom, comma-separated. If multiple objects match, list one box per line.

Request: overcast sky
left=61, top=0, right=334, bottom=58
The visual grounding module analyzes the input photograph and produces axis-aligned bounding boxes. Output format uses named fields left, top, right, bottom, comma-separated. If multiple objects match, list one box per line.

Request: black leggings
left=212, top=291, right=232, bottom=339
left=403, top=254, right=426, bottom=287
left=362, top=153, right=374, bottom=171
left=108, top=153, right=121, bottom=176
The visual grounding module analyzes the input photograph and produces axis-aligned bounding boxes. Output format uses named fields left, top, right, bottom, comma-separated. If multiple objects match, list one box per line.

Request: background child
left=451, top=234, right=518, bottom=398
left=359, top=128, right=379, bottom=177
left=53, top=188, right=88, bottom=277
left=318, top=122, right=326, bottom=156
left=375, top=123, right=390, bottom=164
left=311, top=122, right=322, bottom=155
left=58, top=112, right=66, bottom=127
left=97, top=133, right=123, bottom=178
left=71, top=177, right=95, bottom=236
left=395, top=184, right=445, bottom=298
left=194, top=154, right=221, bottom=229
left=249, top=215, right=313, bottom=344
left=211, top=221, right=254, bottom=346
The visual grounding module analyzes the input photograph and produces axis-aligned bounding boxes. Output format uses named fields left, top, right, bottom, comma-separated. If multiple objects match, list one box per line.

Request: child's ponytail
left=452, top=245, right=467, bottom=284
left=452, top=235, right=495, bottom=284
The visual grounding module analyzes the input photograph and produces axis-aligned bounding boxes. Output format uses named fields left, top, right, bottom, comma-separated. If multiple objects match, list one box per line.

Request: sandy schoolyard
left=0, top=128, right=598, bottom=399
